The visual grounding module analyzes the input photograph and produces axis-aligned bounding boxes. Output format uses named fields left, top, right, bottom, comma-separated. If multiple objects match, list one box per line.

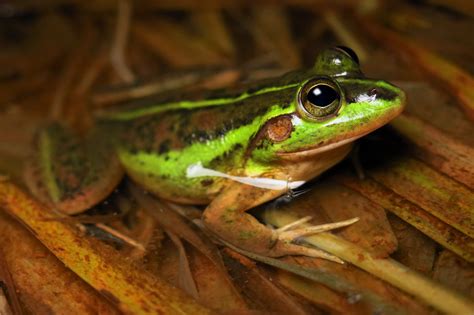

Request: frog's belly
left=120, top=143, right=352, bottom=205
left=122, top=163, right=225, bottom=205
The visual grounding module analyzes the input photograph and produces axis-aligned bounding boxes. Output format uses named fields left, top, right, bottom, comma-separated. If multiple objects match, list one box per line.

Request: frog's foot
left=202, top=183, right=358, bottom=264
left=269, top=217, right=359, bottom=263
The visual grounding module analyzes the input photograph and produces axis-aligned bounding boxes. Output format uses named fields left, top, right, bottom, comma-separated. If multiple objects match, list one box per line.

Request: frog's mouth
left=276, top=97, right=405, bottom=160
left=275, top=131, right=367, bottom=160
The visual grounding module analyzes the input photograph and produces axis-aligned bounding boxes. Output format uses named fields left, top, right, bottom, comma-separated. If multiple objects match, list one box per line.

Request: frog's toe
left=270, top=241, right=345, bottom=263
left=268, top=216, right=360, bottom=263
left=277, top=217, right=359, bottom=242
left=275, top=215, right=313, bottom=232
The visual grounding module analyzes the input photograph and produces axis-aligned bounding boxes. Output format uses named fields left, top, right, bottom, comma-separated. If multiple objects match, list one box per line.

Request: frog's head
left=252, top=47, right=406, bottom=162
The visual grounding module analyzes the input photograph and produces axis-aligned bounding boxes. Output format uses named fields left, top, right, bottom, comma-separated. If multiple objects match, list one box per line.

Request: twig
left=95, top=223, right=145, bottom=251
left=167, top=232, right=199, bottom=299
left=110, top=0, right=135, bottom=83
left=49, top=19, right=95, bottom=120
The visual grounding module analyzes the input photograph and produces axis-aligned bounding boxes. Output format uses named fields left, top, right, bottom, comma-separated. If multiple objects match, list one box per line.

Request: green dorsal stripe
left=39, top=131, right=61, bottom=203
left=96, top=83, right=300, bottom=121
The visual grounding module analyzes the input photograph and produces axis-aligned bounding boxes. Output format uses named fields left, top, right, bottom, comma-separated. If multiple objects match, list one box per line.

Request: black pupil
left=307, top=85, right=339, bottom=108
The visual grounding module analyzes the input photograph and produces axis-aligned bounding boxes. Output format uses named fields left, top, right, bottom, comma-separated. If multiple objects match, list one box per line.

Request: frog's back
left=106, top=79, right=300, bottom=203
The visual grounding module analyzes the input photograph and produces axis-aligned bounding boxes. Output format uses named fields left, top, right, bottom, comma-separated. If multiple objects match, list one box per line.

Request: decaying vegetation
left=0, top=1, right=472, bottom=314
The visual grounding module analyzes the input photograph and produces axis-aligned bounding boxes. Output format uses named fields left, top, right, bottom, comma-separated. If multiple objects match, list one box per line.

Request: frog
left=26, top=47, right=405, bottom=260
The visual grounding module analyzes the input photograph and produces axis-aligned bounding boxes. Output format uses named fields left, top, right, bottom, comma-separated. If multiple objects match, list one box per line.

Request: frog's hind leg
left=25, top=123, right=124, bottom=214
left=201, top=182, right=356, bottom=263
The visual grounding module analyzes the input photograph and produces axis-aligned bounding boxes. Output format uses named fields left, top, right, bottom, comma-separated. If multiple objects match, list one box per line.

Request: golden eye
left=297, top=78, right=343, bottom=121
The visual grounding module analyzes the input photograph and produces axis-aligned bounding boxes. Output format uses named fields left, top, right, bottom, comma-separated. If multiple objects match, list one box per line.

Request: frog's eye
left=297, top=78, right=343, bottom=121
left=335, top=46, right=359, bottom=65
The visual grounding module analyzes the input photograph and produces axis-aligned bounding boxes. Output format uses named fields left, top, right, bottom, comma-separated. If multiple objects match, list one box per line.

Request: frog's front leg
left=202, top=182, right=352, bottom=261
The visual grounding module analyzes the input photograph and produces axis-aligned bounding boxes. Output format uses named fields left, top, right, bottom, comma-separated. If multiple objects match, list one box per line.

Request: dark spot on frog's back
left=158, top=139, right=171, bottom=154
left=182, top=129, right=214, bottom=145
left=200, top=179, right=214, bottom=187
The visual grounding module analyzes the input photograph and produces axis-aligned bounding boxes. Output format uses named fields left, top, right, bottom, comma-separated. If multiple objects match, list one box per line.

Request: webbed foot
left=202, top=182, right=359, bottom=264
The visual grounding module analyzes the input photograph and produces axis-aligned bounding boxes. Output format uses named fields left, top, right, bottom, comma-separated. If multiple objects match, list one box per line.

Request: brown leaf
left=362, top=21, right=474, bottom=120
left=0, top=180, right=214, bottom=314
left=398, top=82, right=474, bottom=147
left=336, top=173, right=474, bottom=262
left=128, top=183, right=225, bottom=271
left=392, top=113, right=474, bottom=189
left=388, top=214, right=436, bottom=276
left=223, top=249, right=312, bottom=314
left=252, top=6, right=301, bottom=68
left=276, top=271, right=370, bottom=315
left=368, top=157, right=474, bottom=239
left=132, top=18, right=228, bottom=68
left=167, top=231, right=200, bottom=299
left=0, top=211, right=118, bottom=315
left=433, top=250, right=474, bottom=299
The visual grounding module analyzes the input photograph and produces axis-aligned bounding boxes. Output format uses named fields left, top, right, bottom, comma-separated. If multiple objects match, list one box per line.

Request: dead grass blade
left=426, top=0, right=474, bottom=17
left=252, top=6, right=301, bottom=68
left=0, top=72, right=51, bottom=105
left=433, top=250, right=474, bottom=299
left=397, top=82, right=474, bottom=147
left=0, top=14, right=73, bottom=79
left=110, top=0, right=135, bottom=82
left=222, top=249, right=311, bottom=314
left=363, top=21, right=474, bottom=120
left=368, top=157, right=474, bottom=239
left=150, top=236, right=248, bottom=313
left=323, top=11, right=368, bottom=63
left=262, top=209, right=474, bottom=315
left=388, top=215, right=436, bottom=275
left=392, top=114, right=474, bottom=189
left=0, top=180, right=214, bottom=315
left=128, top=183, right=246, bottom=307
left=132, top=19, right=228, bottom=68
left=168, top=232, right=200, bottom=300
left=92, top=68, right=240, bottom=106
left=0, top=247, right=24, bottom=315
left=276, top=271, right=369, bottom=315
left=218, top=234, right=431, bottom=315
left=335, top=174, right=474, bottom=262
left=0, top=211, right=119, bottom=315
left=49, top=18, right=97, bottom=121
left=0, top=288, right=13, bottom=315
left=128, top=183, right=225, bottom=270
left=191, top=10, right=236, bottom=59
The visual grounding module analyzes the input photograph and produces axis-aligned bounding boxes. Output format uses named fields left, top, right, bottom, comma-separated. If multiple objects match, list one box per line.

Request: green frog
left=26, top=47, right=405, bottom=259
